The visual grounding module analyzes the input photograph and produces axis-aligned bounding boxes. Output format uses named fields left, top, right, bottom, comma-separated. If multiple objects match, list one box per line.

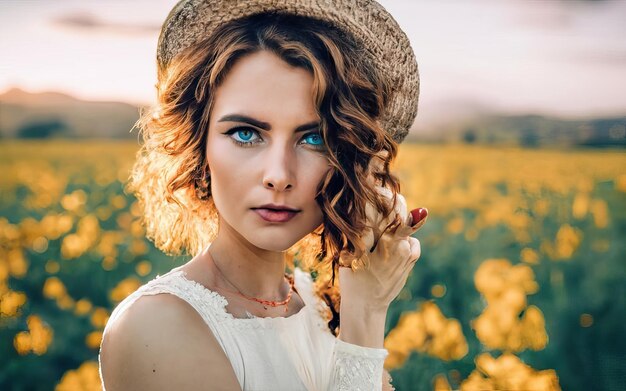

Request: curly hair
left=127, top=12, right=403, bottom=336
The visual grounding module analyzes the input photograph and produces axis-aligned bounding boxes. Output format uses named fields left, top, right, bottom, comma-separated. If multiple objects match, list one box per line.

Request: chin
left=249, top=234, right=302, bottom=252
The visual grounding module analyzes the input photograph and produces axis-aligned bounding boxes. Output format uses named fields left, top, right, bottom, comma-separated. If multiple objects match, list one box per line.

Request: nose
left=263, top=142, right=295, bottom=192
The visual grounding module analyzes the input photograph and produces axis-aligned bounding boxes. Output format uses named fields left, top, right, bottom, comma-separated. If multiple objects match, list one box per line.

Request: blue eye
left=303, top=133, right=323, bottom=146
left=233, top=129, right=258, bottom=142
left=224, top=127, right=261, bottom=146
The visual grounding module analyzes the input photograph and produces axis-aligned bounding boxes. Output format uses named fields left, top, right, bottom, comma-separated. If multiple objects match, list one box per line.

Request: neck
left=202, top=223, right=289, bottom=301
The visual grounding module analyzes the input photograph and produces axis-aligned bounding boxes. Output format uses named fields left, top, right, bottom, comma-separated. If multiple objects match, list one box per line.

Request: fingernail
left=410, top=208, right=428, bottom=227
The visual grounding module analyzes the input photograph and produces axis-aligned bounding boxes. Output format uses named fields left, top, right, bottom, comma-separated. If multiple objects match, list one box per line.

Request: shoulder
left=99, top=292, right=240, bottom=390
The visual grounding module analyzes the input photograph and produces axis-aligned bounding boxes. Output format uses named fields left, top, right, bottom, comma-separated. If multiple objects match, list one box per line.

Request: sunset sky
left=1, top=0, right=625, bottom=124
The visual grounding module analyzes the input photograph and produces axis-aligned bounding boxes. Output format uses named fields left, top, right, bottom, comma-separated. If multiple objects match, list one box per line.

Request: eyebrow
left=217, top=114, right=319, bottom=132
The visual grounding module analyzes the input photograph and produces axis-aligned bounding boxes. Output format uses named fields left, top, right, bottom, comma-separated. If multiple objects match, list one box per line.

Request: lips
left=253, top=208, right=299, bottom=223
left=251, top=203, right=301, bottom=223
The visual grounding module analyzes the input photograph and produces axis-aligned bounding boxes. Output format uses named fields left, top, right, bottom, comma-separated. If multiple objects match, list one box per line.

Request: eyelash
left=223, top=127, right=325, bottom=150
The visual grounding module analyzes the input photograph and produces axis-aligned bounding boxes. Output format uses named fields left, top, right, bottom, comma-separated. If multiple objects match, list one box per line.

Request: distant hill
left=1, top=88, right=624, bottom=147
left=408, top=111, right=626, bottom=147
left=0, top=88, right=142, bottom=139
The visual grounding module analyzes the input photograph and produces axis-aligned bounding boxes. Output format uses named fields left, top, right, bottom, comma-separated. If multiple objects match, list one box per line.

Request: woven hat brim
left=157, top=0, right=419, bottom=143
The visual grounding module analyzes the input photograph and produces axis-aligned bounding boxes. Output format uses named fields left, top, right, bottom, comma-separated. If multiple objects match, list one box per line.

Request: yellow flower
left=615, top=174, right=626, bottom=193
left=40, top=213, right=74, bottom=240
left=590, top=198, right=609, bottom=228
left=135, top=260, right=152, bottom=277
left=7, top=248, right=29, bottom=278
left=27, top=315, right=54, bottom=355
left=109, top=277, right=141, bottom=303
left=434, top=374, right=452, bottom=391
left=571, top=193, right=590, bottom=219
left=533, top=199, right=550, bottom=217
left=521, top=306, right=548, bottom=350
left=96, top=231, right=123, bottom=259
left=57, top=295, right=75, bottom=310
left=55, top=361, right=102, bottom=391
left=474, top=259, right=537, bottom=304
left=85, top=331, right=103, bottom=349
left=384, top=301, right=468, bottom=369
left=77, top=214, right=100, bottom=246
left=90, top=307, right=110, bottom=329
left=462, top=353, right=561, bottom=391
left=446, top=216, right=464, bottom=234
left=554, top=224, right=583, bottom=260
left=472, top=259, right=546, bottom=352
left=14, top=331, right=32, bottom=355
left=102, top=256, right=118, bottom=271
left=109, top=194, right=127, bottom=210
left=0, top=290, right=27, bottom=317
left=520, top=247, right=539, bottom=264
left=13, top=315, right=54, bottom=355
left=96, top=206, right=113, bottom=221
left=74, top=298, right=93, bottom=316
left=60, top=189, right=87, bottom=213
left=61, top=234, right=88, bottom=259
left=43, top=277, right=67, bottom=300
left=45, top=260, right=61, bottom=274
left=130, top=239, right=148, bottom=256
left=431, top=284, right=446, bottom=298
left=0, top=256, right=8, bottom=282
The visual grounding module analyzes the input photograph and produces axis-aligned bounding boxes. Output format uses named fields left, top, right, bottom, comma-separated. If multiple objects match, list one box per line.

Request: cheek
left=303, top=159, right=331, bottom=212
left=205, top=144, right=246, bottom=211
left=307, top=158, right=331, bottom=193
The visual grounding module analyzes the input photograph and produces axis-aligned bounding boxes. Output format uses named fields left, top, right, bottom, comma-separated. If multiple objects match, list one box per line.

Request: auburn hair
left=128, top=12, right=402, bottom=337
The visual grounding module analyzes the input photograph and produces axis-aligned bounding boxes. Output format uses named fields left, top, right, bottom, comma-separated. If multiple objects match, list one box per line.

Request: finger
left=399, top=237, right=421, bottom=276
left=394, top=192, right=409, bottom=229
left=392, top=207, right=428, bottom=238
left=408, top=207, right=427, bottom=226
left=408, top=236, right=421, bottom=265
left=365, top=185, right=393, bottom=223
left=408, top=208, right=428, bottom=234
left=375, top=187, right=407, bottom=227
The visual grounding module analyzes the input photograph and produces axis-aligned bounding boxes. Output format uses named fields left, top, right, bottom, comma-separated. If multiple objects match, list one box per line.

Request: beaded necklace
left=211, top=253, right=296, bottom=313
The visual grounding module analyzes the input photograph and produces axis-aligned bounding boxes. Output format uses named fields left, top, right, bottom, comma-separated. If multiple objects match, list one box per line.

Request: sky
left=1, top=0, right=625, bottom=125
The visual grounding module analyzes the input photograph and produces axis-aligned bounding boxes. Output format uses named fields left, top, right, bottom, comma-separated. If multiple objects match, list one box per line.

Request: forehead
left=210, top=50, right=318, bottom=122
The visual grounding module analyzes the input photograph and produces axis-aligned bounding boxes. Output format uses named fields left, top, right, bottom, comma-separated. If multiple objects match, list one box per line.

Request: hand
left=338, top=154, right=428, bottom=311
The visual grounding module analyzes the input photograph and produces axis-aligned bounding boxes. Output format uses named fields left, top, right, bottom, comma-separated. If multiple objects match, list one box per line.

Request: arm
left=328, top=294, right=392, bottom=391
left=99, top=293, right=241, bottom=391
left=331, top=300, right=388, bottom=391
left=326, top=177, right=425, bottom=390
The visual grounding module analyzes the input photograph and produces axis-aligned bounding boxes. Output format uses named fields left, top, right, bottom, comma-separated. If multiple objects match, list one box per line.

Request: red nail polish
left=410, top=208, right=428, bottom=226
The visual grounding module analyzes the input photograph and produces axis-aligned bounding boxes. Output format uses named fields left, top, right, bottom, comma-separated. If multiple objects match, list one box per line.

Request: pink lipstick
left=253, top=208, right=299, bottom=223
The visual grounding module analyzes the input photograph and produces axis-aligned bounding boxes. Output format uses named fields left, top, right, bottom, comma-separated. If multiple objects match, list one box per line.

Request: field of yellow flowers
left=1, top=140, right=624, bottom=390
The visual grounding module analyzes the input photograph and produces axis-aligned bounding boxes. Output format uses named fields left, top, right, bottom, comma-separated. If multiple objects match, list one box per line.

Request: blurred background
left=0, top=0, right=624, bottom=390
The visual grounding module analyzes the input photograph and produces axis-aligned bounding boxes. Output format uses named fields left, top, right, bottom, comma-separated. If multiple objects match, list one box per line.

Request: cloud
left=51, top=11, right=160, bottom=35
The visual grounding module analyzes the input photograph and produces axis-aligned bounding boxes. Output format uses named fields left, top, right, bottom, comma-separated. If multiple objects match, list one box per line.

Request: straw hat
left=157, top=0, right=419, bottom=143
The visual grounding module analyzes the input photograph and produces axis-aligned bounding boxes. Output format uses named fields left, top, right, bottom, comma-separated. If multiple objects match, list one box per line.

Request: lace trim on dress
left=160, top=268, right=328, bottom=331
left=331, top=338, right=389, bottom=391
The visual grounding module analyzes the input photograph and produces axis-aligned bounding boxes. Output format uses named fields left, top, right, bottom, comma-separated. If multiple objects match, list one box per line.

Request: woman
left=99, top=1, right=427, bottom=390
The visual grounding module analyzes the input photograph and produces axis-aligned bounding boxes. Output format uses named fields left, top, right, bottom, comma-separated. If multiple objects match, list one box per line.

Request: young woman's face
left=206, top=50, right=331, bottom=251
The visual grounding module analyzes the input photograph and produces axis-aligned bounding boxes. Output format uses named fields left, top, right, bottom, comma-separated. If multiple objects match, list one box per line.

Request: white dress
left=98, top=265, right=389, bottom=391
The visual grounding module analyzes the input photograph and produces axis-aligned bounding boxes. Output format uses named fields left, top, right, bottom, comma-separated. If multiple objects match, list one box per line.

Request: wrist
left=339, top=298, right=388, bottom=349
left=341, top=294, right=389, bottom=315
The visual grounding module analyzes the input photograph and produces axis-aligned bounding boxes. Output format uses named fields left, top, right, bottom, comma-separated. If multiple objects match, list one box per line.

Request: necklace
left=210, top=251, right=295, bottom=312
